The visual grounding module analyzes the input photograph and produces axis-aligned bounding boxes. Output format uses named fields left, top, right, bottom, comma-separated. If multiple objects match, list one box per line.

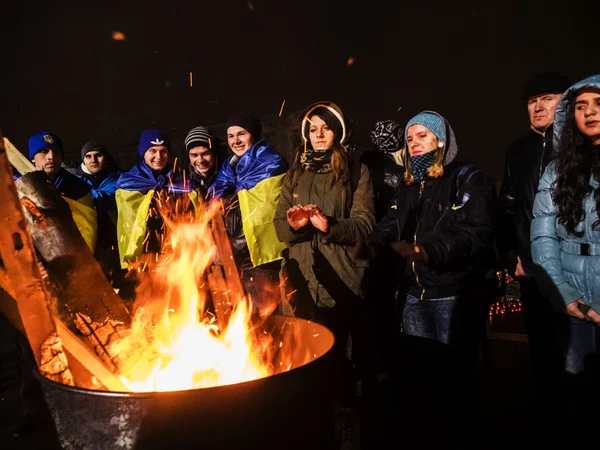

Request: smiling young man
left=497, top=71, right=571, bottom=391
left=184, top=126, right=218, bottom=197
left=210, top=112, right=288, bottom=314
left=115, top=129, right=197, bottom=268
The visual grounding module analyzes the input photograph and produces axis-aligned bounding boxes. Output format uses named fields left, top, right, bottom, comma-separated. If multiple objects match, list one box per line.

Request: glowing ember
left=112, top=31, right=126, bottom=41
left=107, top=197, right=300, bottom=392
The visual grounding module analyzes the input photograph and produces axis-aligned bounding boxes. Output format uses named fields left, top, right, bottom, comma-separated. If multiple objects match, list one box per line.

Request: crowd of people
left=3, top=70, right=600, bottom=448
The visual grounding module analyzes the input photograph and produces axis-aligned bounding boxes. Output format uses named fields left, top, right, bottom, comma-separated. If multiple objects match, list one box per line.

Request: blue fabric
left=138, top=129, right=170, bottom=157
left=563, top=316, right=600, bottom=374
left=209, top=140, right=288, bottom=198
left=409, top=151, right=436, bottom=182
left=403, top=294, right=459, bottom=344
left=52, top=167, right=92, bottom=200
left=532, top=75, right=600, bottom=315
left=116, top=161, right=195, bottom=194
left=531, top=162, right=600, bottom=313
left=28, top=131, right=62, bottom=159
left=79, top=169, right=123, bottom=215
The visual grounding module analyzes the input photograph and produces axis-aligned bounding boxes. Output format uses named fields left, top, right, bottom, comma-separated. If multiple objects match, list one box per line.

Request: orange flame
left=107, top=197, right=288, bottom=392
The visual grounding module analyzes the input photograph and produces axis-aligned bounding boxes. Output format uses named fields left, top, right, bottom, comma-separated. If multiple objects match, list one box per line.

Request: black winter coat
left=497, top=126, right=554, bottom=275
left=369, top=160, right=498, bottom=300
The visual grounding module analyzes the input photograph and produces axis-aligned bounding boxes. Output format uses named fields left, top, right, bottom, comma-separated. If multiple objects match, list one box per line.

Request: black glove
left=391, top=241, right=429, bottom=264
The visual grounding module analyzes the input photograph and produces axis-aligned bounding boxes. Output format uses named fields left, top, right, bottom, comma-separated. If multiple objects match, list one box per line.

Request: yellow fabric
left=237, top=174, right=287, bottom=267
left=63, top=193, right=97, bottom=252
left=116, top=189, right=155, bottom=269
left=188, top=189, right=203, bottom=215
left=115, top=189, right=202, bottom=269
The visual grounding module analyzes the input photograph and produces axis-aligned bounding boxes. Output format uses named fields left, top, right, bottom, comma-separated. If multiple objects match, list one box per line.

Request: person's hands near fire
left=286, top=205, right=311, bottom=230
left=391, top=241, right=429, bottom=264
left=286, top=204, right=329, bottom=233
left=304, top=204, right=329, bottom=233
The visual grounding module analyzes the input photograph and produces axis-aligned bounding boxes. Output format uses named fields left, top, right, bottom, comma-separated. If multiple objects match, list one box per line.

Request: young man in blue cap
left=115, top=129, right=197, bottom=269
left=29, top=131, right=92, bottom=205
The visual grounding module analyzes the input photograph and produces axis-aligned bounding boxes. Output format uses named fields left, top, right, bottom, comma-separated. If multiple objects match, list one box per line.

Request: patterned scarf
left=409, top=151, right=436, bottom=182
left=300, top=149, right=332, bottom=173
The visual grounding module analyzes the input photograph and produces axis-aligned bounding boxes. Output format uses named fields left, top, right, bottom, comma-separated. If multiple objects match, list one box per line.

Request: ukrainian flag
left=210, top=140, right=288, bottom=267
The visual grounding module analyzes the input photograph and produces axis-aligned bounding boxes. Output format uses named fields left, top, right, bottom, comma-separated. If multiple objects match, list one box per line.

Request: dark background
left=0, top=0, right=597, bottom=179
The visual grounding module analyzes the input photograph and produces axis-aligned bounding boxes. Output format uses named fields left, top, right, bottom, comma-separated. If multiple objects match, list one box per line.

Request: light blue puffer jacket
left=530, top=74, right=600, bottom=313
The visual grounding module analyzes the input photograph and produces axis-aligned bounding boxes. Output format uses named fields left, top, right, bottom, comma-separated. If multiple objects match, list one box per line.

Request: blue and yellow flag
left=210, top=140, right=288, bottom=267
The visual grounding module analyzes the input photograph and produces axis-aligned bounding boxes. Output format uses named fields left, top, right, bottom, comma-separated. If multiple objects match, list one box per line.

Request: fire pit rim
left=34, top=315, right=335, bottom=396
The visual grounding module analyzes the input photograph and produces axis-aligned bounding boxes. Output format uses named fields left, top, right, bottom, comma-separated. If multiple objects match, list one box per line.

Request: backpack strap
left=453, top=163, right=481, bottom=208
left=456, top=164, right=480, bottom=193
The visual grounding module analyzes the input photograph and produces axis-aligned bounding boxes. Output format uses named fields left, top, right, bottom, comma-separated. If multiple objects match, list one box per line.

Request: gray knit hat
left=81, top=140, right=108, bottom=160
left=184, top=126, right=215, bottom=152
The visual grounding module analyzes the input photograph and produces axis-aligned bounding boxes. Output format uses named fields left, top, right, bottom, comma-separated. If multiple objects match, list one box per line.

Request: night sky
left=1, top=0, right=597, bottom=179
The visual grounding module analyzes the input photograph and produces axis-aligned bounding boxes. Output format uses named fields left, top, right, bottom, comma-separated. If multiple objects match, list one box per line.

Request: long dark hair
left=288, top=107, right=349, bottom=189
left=553, top=98, right=600, bottom=236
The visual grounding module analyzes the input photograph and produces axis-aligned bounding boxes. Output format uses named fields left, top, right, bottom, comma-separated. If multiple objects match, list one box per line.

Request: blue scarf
left=409, top=151, right=436, bottom=182
left=116, top=161, right=195, bottom=194
left=209, top=139, right=288, bottom=198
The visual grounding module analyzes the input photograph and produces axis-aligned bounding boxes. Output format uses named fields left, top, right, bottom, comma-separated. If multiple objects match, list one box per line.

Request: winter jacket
left=275, top=162, right=375, bottom=309
left=189, top=164, right=217, bottom=200
left=531, top=74, right=600, bottom=314
left=368, top=112, right=497, bottom=300
left=498, top=125, right=555, bottom=275
left=274, top=101, right=375, bottom=309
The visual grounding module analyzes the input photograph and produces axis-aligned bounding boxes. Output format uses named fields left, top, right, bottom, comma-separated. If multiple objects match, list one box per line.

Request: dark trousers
left=519, top=277, right=564, bottom=380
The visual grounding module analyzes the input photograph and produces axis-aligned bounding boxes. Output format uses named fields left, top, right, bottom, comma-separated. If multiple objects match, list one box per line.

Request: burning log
left=0, top=136, right=129, bottom=391
left=207, top=265, right=231, bottom=331
left=14, top=170, right=131, bottom=360
left=0, top=139, right=72, bottom=385
left=3, top=136, right=35, bottom=175
left=209, top=212, right=244, bottom=301
left=207, top=212, right=245, bottom=331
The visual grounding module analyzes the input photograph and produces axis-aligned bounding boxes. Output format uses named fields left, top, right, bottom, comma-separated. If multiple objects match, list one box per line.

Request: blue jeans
left=564, top=316, right=600, bottom=375
left=402, top=294, right=459, bottom=344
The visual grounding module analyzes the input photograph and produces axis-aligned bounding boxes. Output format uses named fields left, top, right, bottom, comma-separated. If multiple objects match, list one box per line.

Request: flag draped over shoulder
left=210, top=140, right=288, bottom=267
left=54, top=168, right=97, bottom=252
left=115, top=162, right=197, bottom=268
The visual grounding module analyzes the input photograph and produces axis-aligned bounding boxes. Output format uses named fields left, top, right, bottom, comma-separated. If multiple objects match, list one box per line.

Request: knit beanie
left=370, top=120, right=403, bottom=153
left=225, top=112, right=262, bottom=141
left=521, top=71, right=570, bottom=100
left=138, top=129, right=170, bottom=157
left=184, top=126, right=215, bottom=152
left=405, top=112, right=446, bottom=143
left=81, top=140, right=108, bottom=160
left=28, top=131, right=63, bottom=160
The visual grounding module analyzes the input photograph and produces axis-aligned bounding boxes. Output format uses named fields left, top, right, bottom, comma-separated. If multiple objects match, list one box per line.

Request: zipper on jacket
left=412, top=181, right=425, bottom=300
left=539, top=131, right=546, bottom=180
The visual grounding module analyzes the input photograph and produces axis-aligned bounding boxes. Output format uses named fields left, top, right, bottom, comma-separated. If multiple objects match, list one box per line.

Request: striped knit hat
left=184, top=126, right=215, bottom=152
